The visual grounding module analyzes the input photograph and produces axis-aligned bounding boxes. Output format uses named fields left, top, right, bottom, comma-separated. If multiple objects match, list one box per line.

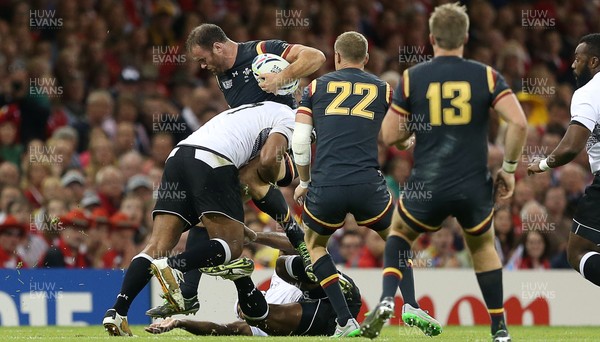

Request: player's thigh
left=254, top=303, right=302, bottom=336
left=569, top=179, right=600, bottom=265
left=396, top=188, right=450, bottom=236
left=349, top=180, right=394, bottom=233
left=152, top=147, right=202, bottom=228
left=189, top=162, right=245, bottom=256
left=452, top=178, right=494, bottom=237
left=302, top=185, right=347, bottom=236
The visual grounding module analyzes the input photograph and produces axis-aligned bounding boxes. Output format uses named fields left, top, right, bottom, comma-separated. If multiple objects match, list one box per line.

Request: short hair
left=579, top=33, right=600, bottom=59
left=334, top=31, right=368, bottom=63
left=87, top=90, right=113, bottom=106
left=186, top=24, right=228, bottom=52
left=429, top=2, right=469, bottom=50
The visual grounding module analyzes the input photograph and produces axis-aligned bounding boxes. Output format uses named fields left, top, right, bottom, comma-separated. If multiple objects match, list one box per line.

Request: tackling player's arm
left=260, top=43, right=325, bottom=94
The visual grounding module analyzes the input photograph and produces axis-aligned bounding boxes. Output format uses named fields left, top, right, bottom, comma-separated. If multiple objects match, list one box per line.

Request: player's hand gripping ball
left=252, top=53, right=299, bottom=95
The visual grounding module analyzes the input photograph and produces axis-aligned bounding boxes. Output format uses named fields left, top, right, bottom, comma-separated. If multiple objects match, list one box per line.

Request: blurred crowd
left=0, top=0, right=598, bottom=270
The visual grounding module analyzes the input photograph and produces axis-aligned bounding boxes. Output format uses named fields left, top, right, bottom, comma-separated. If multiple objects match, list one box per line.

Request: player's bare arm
left=260, top=45, right=325, bottom=94
left=253, top=231, right=297, bottom=255
left=381, top=107, right=414, bottom=150
left=145, top=317, right=251, bottom=336
left=527, top=123, right=590, bottom=174
left=492, top=93, right=528, bottom=199
left=292, top=113, right=313, bottom=204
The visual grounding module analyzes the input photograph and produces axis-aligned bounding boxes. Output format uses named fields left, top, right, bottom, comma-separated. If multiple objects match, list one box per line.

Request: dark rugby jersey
left=216, top=40, right=297, bottom=109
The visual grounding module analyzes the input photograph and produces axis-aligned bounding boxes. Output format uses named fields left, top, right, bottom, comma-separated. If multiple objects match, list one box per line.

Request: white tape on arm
left=292, top=122, right=313, bottom=166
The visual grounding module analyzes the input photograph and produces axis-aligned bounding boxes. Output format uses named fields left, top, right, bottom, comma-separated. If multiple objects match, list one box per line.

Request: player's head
left=186, top=24, right=231, bottom=75
left=572, top=33, right=600, bottom=88
left=428, top=2, right=469, bottom=51
left=333, top=31, right=369, bottom=70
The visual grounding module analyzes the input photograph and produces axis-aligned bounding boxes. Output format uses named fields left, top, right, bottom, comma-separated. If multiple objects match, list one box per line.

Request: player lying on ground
left=361, top=4, right=527, bottom=342
left=103, top=102, right=296, bottom=336
left=146, top=231, right=361, bottom=337
left=528, top=33, right=600, bottom=289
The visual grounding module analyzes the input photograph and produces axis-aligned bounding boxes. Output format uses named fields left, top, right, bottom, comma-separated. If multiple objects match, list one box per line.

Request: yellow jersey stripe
left=256, top=41, right=265, bottom=55
left=486, top=66, right=494, bottom=94
left=403, top=69, right=410, bottom=98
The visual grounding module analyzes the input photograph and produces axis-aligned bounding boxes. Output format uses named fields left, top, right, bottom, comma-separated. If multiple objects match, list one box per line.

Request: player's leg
left=363, top=195, right=444, bottom=339
left=104, top=214, right=187, bottom=336
left=146, top=226, right=208, bottom=318
left=567, top=178, right=600, bottom=286
left=456, top=178, right=508, bottom=341
left=303, top=185, right=359, bottom=337
left=105, top=148, right=194, bottom=336
left=567, top=232, right=600, bottom=285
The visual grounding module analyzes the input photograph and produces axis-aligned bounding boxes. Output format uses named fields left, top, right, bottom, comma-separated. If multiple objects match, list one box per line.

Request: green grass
left=1, top=326, right=599, bottom=341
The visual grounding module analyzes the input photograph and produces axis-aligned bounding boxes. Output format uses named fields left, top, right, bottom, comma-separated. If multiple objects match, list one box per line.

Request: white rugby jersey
left=177, top=101, right=295, bottom=168
left=571, top=73, right=600, bottom=173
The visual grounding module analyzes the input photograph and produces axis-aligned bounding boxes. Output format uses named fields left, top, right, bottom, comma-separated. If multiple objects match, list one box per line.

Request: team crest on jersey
left=222, top=79, right=233, bottom=89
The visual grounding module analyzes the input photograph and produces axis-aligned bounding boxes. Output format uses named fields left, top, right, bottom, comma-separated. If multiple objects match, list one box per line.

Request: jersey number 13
left=426, top=81, right=472, bottom=126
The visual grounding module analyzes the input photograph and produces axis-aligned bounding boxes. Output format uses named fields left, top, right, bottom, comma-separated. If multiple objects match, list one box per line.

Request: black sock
left=233, top=276, right=269, bottom=320
left=581, top=252, right=600, bottom=287
left=180, top=228, right=209, bottom=299
left=381, top=235, right=418, bottom=307
left=167, top=239, right=228, bottom=272
left=112, top=255, right=153, bottom=316
left=287, top=255, right=317, bottom=284
left=253, top=186, right=304, bottom=248
left=313, top=254, right=352, bottom=326
left=476, top=268, right=506, bottom=334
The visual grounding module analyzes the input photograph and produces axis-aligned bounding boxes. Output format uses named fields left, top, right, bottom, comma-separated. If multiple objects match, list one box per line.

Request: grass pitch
left=1, top=325, right=598, bottom=341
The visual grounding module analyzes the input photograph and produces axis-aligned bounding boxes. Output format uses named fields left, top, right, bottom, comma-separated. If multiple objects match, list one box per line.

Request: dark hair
left=186, top=24, right=228, bottom=52
left=579, top=33, right=600, bottom=58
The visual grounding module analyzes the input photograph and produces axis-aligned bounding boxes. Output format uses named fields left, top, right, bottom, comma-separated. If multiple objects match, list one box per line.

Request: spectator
left=42, top=209, right=91, bottom=268
left=507, top=230, right=551, bottom=270
left=95, top=166, right=125, bottom=216
left=0, top=161, right=19, bottom=187
left=338, top=230, right=364, bottom=267
left=102, top=212, right=138, bottom=269
left=0, top=215, right=27, bottom=268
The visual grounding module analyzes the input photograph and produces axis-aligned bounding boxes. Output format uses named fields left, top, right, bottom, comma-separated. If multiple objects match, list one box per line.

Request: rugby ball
left=252, top=53, right=299, bottom=96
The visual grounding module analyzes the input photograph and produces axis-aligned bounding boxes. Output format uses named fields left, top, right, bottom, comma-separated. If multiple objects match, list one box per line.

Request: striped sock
left=476, top=268, right=506, bottom=334
left=381, top=235, right=418, bottom=307
left=313, top=254, right=352, bottom=326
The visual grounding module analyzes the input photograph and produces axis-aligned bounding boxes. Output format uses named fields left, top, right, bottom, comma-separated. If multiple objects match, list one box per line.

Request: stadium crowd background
left=0, top=0, right=597, bottom=271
